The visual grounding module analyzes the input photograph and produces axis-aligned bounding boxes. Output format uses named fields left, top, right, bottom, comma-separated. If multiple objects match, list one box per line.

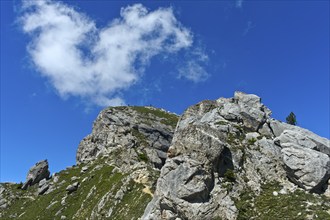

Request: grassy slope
left=131, top=106, right=179, bottom=129
left=235, top=183, right=330, bottom=220
left=1, top=158, right=153, bottom=220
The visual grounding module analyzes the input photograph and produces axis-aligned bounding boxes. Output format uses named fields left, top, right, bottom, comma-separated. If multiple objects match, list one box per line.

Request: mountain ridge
left=1, top=92, right=329, bottom=219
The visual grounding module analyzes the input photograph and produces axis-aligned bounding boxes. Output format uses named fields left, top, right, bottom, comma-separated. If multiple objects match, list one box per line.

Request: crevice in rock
left=267, top=122, right=276, bottom=137
left=216, top=146, right=234, bottom=177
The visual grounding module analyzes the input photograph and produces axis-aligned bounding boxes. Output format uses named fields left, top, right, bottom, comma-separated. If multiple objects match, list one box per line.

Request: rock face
left=142, top=91, right=330, bottom=219
left=22, top=160, right=50, bottom=190
left=76, top=106, right=178, bottom=170
left=1, top=92, right=330, bottom=220
left=282, top=146, right=330, bottom=192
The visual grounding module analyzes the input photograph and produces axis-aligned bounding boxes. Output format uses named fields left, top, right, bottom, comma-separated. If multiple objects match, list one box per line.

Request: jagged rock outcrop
left=76, top=106, right=178, bottom=170
left=1, top=92, right=329, bottom=220
left=1, top=106, right=178, bottom=220
left=21, top=160, right=50, bottom=190
left=142, top=91, right=330, bottom=220
left=37, top=178, right=49, bottom=195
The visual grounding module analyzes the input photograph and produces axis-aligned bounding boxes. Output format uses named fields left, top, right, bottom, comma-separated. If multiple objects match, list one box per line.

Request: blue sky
left=1, top=0, right=329, bottom=183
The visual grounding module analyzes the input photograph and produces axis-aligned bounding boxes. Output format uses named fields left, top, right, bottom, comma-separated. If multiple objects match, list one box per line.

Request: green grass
left=1, top=158, right=153, bottom=220
left=131, top=127, right=148, bottom=147
left=111, top=180, right=152, bottom=219
left=137, top=152, right=149, bottom=162
left=247, top=138, right=257, bottom=145
left=223, top=169, right=236, bottom=183
left=235, top=182, right=330, bottom=220
left=132, top=106, right=178, bottom=128
left=215, top=121, right=229, bottom=126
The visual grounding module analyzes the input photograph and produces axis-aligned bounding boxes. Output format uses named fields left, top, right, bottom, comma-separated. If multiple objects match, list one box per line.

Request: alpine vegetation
left=1, top=92, right=329, bottom=219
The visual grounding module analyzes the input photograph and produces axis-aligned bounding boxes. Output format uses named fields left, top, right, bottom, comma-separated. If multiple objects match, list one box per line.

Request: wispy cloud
left=20, top=0, right=208, bottom=106
left=236, top=0, right=244, bottom=8
left=243, top=21, right=255, bottom=36
left=178, top=47, right=209, bottom=82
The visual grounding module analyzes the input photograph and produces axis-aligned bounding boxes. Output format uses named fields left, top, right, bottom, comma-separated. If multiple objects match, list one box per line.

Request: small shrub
left=248, top=138, right=257, bottom=145
left=16, top=182, right=23, bottom=189
left=137, top=152, right=148, bottom=162
left=224, top=169, right=236, bottom=182
left=215, top=121, right=228, bottom=126
left=131, top=128, right=148, bottom=147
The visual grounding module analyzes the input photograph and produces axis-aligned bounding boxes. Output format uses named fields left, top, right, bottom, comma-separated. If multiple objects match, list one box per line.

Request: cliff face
left=76, top=106, right=178, bottom=169
left=143, top=92, right=330, bottom=220
left=0, top=106, right=178, bottom=219
left=1, top=92, right=330, bottom=220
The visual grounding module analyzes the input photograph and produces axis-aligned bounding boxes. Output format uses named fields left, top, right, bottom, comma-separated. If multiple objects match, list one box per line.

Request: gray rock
left=0, top=198, right=6, bottom=207
left=216, top=92, right=271, bottom=132
left=159, top=157, right=213, bottom=203
left=71, top=176, right=79, bottom=181
left=143, top=92, right=330, bottom=219
left=38, top=184, right=49, bottom=195
left=76, top=106, right=177, bottom=170
left=22, top=160, right=50, bottom=190
left=274, top=127, right=330, bottom=156
left=66, top=182, right=80, bottom=194
left=38, top=178, right=47, bottom=187
left=258, top=122, right=274, bottom=137
left=0, top=185, right=9, bottom=210
left=114, top=189, right=125, bottom=200
left=143, top=100, right=234, bottom=219
left=145, top=148, right=163, bottom=169
left=269, top=119, right=291, bottom=137
left=282, top=146, right=330, bottom=192
left=245, top=132, right=260, bottom=141
left=53, top=175, right=59, bottom=183
left=81, top=166, right=88, bottom=173
left=37, top=178, right=49, bottom=195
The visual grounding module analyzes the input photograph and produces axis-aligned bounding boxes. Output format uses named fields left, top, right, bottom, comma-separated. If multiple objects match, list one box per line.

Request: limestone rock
left=282, top=146, right=330, bottom=193
left=66, top=182, right=79, bottom=194
left=143, top=92, right=330, bottom=219
left=38, top=178, right=49, bottom=195
left=0, top=185, right=9, bottom=210
left=2, top=92, right=330, bottom=220
left=275, top=129, right=330, bottom=156
left=22, top=160, right=50, bottom=190
left=216, top=91, right=271, bottom=131
left=76, top=106, right=177, bottom=170
left=275, top=130, right=317, bottom=149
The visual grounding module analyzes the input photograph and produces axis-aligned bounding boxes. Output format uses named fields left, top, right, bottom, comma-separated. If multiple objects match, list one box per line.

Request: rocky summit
left=1, top=92, right=330, bottom=220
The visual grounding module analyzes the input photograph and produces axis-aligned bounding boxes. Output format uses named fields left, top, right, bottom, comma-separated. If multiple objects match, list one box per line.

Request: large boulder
left=22, top=160, right=50, bottom=190
left=274, top=128, right=330, bottom=156
left=282, top=146, right=330, bottom=193
left=66, top=182, right=79, bottom=194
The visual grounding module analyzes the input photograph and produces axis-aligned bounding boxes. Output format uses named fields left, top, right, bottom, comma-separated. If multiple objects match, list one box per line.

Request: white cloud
left=178, top=61, right=209, bottom=83
left=20, top=0, right=206, bottom=106
left=236, top=0, right=244, bottom=8
left=177, top=47, right=209, bottom=82
left=243, top=21, right=255, bottom=36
